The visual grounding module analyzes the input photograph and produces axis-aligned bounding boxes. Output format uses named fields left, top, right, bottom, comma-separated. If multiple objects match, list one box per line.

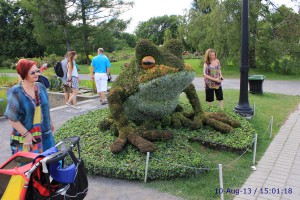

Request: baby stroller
left=0, top=137, right=88, bottom=200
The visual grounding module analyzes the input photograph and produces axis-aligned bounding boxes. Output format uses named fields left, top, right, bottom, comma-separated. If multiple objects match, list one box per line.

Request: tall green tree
left=74, top=0, right=133, bottom=63
left=256, top=5, right=300, bottom=74
left=135, top=15, right=180, bottom=45
left=0, top=0, right=42, bottom=59
left=21, top=0, right=75, bottom=54
left=184, top=0, right=241, bottom=64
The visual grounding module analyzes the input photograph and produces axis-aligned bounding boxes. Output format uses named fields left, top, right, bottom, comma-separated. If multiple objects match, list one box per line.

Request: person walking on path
left=66, top=51, right=81, bottom=109
left=60, top=52, right=72, bottom=104
left=203, top=48, right=224, bottom=109
left=4, top=59, right=55, bottom=154
left=91, top=48, right=111, bottom=105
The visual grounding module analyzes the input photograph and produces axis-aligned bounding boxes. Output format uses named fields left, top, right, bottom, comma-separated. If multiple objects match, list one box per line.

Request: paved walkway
left=234, top=103, right=300, bottom=200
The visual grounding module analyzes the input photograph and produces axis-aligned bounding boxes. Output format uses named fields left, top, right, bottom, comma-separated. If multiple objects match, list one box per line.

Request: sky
left=120, top=0, right=298, bottom=33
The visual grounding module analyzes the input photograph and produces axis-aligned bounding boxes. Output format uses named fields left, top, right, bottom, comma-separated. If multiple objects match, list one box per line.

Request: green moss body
left=104, top=39, right=240, bottom=153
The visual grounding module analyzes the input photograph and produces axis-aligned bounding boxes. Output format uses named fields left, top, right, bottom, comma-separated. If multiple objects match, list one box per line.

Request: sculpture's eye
left=142, top=56, right=155, bottom=69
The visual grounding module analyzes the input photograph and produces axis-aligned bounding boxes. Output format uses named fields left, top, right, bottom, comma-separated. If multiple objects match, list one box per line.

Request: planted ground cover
left=55, top=108, right=209, bottom=180
left=189, top=110, right=256, bottom=153
left=55, top=90, right=257, bottom=181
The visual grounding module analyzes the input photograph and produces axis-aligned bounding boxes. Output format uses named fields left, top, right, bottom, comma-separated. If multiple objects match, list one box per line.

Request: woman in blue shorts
left=66, top=51, right=81, bottom=109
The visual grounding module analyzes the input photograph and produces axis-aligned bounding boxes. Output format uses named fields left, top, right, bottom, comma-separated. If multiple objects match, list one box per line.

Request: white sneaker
left=65, top=103, right=71, bottom=107
left=72, top=105, right=81, bottom=109
left=101, top=101, right=108, bottom=105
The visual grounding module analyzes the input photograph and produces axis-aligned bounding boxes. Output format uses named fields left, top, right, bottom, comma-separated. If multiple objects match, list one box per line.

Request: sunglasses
left=29, top=69, right=40, bottom=75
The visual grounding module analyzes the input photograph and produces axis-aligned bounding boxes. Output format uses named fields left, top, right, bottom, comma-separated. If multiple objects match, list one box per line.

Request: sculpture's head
left=111, top=39, right=196, bottom=121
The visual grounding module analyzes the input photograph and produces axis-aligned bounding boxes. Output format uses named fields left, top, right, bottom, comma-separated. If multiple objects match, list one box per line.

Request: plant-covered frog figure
left=101, top=39, right=240, bottom=153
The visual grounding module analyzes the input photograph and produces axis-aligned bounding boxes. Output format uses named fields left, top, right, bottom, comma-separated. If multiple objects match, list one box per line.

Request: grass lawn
left=1, top=59, right=299, bottom=81
left=144, top=90, right=300, bottom=200
left=75, top=61, right=127, bottom=75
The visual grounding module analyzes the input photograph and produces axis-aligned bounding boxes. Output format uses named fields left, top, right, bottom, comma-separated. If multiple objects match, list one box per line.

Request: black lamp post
left=234, top=0, right=253, bottom=117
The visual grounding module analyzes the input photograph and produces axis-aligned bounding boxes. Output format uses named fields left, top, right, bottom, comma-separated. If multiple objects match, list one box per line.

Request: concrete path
left=234, top=103, right=300, bottom=200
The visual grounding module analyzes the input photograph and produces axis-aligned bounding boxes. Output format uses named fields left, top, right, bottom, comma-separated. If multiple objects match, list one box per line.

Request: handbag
left=205, top=79, right=220, bottom=90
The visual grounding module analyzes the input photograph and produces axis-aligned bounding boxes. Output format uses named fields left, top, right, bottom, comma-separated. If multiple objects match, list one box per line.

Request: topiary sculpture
left=100, top=39, right=241, bottom=153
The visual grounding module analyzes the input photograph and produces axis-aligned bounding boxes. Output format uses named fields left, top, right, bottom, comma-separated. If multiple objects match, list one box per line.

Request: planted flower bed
left=55, top=106, right=256, bottom=181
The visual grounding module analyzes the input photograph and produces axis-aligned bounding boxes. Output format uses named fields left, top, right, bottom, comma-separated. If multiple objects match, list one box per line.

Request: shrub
left=43, top=54, right=63, bottom=68
left=76, top=53, right=88, bottom=65
left=49, top=75, right=62, bottom=91
left=106, top=49, right=134, bottom=61
left=2, top=59, right=15, bottom=69
left=30, top=57, right=43, bottom=67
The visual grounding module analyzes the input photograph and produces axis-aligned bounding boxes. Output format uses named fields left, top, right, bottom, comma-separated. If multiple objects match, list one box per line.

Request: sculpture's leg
left=110, top=132, right=127, bottom=153
left=127, top=132, right=156, bottom=152
left=205, top=118, right=233, bottom=133
left=108, top=87, right=131, bottom=153
left=183, top=83, right=205, bottom=128
left=206, top=113, right=241, bottom=128
left=140, top=130, right=173, bottom=141
left=183, top=83, right=204, bottom=115
left=171, top=112, right=202, bottom=129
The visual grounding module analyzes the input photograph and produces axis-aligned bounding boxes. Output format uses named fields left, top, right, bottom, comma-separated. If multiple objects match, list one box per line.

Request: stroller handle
left=46, top=136, right=80, bottom=165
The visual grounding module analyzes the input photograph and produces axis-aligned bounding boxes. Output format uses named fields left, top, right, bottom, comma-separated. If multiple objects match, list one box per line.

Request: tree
left=256, top=5, right=300, bottom=74
left=120, top=32, right=137, bottom=48
left=21, top=0, right=133, bottom=59
left=0, top=0, right=42, bottom=59
left=74, top=0, right=133, bottom=63
left=249, top=0, right=263, bottom=68
left=184, top=0, right=242, bottom=64
left=135, top=15, right=181, bottom=45
left=163, top=29, right=173, bottom=42
left=20, top=0, right=75, bottom=54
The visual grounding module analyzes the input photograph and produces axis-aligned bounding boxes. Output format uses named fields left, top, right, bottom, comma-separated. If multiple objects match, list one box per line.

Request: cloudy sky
left=120, top=0, right=298, bottom=33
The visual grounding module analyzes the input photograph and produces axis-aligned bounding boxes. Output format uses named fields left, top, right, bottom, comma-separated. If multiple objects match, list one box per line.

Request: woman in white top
left=66, top=51, right=81, bottom=109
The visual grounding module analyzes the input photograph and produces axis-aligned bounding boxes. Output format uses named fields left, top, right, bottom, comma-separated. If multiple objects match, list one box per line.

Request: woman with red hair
left=5, top=59, right=55, bottom=154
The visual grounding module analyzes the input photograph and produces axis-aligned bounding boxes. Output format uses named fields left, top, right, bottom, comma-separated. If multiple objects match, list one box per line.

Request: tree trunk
left=249, top=34, right=256, bottom=68
left=63, top=26, right=71, bottom=51
left=80, top=0, right=90, bottom=64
